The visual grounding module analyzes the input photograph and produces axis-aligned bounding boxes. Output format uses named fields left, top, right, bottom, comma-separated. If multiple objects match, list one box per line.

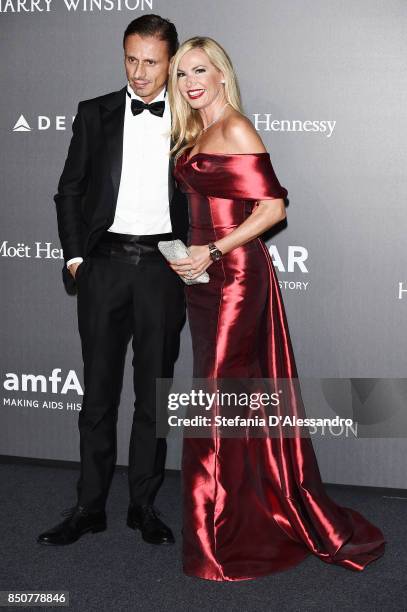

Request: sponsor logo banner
left=0, top=0, right=153, bottom=13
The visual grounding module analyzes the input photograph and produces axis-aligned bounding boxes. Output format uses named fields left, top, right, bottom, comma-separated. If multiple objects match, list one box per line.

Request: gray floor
left=1, top=461, right=405, bottom=612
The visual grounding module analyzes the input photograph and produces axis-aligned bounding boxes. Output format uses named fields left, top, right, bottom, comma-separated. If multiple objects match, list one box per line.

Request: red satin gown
left=174, top=151, right=385, bottom=581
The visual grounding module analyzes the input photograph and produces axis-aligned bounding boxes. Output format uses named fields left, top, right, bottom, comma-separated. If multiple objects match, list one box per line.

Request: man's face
left=124, top=34, right=171, bottom=103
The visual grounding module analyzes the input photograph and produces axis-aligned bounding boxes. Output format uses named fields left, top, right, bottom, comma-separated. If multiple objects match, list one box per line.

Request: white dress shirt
left=67, top=83, right=172, bottom=269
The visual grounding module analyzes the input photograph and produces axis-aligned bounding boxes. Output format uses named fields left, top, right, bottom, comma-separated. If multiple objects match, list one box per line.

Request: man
left=37, top=14, right=188, bottom=546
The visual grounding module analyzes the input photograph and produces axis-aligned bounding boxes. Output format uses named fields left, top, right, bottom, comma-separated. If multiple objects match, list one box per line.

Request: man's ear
left=168, top=57, right=174, bottom=75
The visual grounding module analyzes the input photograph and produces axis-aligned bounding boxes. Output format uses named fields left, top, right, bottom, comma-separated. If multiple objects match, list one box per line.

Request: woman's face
left=176, top=48, right=224, bottom=110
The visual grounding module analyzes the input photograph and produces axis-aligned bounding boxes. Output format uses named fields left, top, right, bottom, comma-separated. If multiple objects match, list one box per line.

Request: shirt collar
left=126, top=82, right=167, bottom=103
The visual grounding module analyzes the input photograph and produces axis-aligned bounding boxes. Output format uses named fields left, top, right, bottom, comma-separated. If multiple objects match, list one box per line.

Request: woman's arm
left=169, top=115, right=287, bottom=279
left=170, top=198, right=286, bottom=279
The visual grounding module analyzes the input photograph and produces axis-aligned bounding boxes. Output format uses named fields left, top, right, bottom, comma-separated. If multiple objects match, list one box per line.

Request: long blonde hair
left=168, top=37, right=243, bottom=160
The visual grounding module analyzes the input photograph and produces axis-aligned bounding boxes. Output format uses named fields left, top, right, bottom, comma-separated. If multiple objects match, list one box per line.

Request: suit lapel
left=100, top=87, right=126, bottom=204
left=168, top=135, right=175, bottom=203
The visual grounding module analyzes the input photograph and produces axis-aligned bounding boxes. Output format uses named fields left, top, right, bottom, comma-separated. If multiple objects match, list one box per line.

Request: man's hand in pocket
left=68, top=261, right=82, bottom=280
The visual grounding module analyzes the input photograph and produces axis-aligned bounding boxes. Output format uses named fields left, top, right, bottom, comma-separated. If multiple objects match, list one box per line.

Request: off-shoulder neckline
left=182, top=151, right=270, bottom=164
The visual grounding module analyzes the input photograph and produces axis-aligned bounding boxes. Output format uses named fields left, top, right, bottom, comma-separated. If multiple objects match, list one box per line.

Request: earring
left=220, top=80, right=225, bottom=84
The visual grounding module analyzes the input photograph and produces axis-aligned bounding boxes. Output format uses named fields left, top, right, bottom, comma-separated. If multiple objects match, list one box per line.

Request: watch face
left=211, top=249, right=222, bottom=261
left=209, top=243, right=222, bottom=261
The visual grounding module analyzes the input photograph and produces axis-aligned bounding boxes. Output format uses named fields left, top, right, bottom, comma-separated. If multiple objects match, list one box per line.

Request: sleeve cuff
left=66, top=257, right=84, bottom=268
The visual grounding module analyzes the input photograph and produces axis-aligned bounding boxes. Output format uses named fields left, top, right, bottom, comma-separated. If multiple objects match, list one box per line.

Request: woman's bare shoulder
left=221, top=110, right=267, bottom=154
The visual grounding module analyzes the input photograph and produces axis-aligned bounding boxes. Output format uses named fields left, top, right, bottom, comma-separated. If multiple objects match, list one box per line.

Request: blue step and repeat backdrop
left=1, top=0, right=406, bottom=487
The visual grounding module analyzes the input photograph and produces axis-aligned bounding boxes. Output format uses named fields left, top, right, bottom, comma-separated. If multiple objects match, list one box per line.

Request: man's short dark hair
left=123, top=14, right=179, bottom=57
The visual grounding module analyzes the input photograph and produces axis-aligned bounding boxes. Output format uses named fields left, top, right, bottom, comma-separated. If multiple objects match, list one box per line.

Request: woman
left=167, top=36, right=385, bottom=581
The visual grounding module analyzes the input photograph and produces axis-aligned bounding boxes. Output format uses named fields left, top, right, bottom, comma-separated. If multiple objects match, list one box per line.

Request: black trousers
left=75, top=231, right=185, bottom=511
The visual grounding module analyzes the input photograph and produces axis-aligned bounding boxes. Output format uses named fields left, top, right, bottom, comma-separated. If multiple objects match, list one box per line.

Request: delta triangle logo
left=13, top=115, right=31, bottom=132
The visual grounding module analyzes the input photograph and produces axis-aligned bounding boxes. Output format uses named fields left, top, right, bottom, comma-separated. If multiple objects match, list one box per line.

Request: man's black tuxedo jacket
left=54, top=86, right=189, bottom=295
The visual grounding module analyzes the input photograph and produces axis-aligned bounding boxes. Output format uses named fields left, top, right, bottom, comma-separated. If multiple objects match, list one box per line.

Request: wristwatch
left=208, top=243, right=223, bottom=262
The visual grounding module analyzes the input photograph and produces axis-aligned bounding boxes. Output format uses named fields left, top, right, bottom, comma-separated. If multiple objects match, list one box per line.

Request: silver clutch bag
left=157, top=239, right=210, bottom=285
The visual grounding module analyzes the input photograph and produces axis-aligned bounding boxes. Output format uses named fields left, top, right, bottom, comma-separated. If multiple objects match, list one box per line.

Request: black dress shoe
left=37, top=505, right=107, bottom=546
left=127, top=504, right=175, bottom=545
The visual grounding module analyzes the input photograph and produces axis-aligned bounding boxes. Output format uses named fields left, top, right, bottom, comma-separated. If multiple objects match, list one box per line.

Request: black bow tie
left=130, top=98, right=165, bottom=117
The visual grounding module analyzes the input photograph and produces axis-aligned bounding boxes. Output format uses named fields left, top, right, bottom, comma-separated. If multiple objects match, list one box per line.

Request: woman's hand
left=169, top=245, right=213, bottom=280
